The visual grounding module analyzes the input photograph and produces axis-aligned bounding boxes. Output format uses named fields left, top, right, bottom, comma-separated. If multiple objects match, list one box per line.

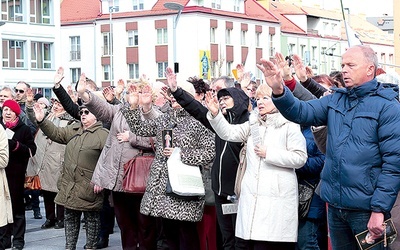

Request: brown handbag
left=122, top=139, right=155, bottom=193
left=24, top=175, right=42, bottom=190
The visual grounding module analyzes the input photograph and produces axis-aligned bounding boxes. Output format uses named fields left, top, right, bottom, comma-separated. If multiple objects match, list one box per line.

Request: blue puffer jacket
left=273, top=79, right=400, bottom=213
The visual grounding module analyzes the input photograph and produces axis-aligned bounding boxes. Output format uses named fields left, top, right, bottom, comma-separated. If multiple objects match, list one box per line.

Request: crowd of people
left=0, top=44, right=400, bottom=250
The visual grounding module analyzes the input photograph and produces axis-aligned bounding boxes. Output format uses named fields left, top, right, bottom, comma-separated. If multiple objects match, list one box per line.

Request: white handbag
left=167, top=147, right=205, bottom=197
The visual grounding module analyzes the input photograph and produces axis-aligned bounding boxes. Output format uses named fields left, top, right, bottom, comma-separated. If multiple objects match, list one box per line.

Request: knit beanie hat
left=3, top=99, right=21, bottom=116
left=37, top=97, right=50, bottom=107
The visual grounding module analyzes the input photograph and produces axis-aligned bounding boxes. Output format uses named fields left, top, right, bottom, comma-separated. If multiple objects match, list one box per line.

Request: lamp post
left=109, top=1, right=115, bottom=86
left=164, top=2, right=184, bottom=73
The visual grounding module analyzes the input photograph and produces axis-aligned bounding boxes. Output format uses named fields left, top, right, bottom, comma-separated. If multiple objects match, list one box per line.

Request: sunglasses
left=15, top=89, right=25, bottom=94
left=79, top=110, right=90, bottom=116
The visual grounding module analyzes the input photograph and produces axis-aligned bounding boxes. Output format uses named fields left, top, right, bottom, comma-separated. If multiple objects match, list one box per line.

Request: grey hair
left=356, top=45, right=378, bottom=75
left=214, top=75, right=235, bottom=88
left=1, top=86, right=16, bottom=99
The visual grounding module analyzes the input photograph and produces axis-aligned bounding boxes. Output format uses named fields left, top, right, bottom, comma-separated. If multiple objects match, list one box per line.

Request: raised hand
left=292, top=54, right=308, bottom=82
left=139, top=85, right=153, bottom=112
left=205, top=91, right=219, bottom=117
left=33, top=102, right=45, bottom=122
left=240, top=71, right=251, bottom=90
left=67, top=85, right=78, bottom=103
left=26, top=88, right=34, bottom=105
left=236, top=64, right=246, bottom=82
left=54, top=67, right=64, bottom=87
left=76, top=73, right=87, bottom=95
left=306, top=66, right=314, bottom=78
left=102, top=86, right=115, bottom=102
left=160, top=86, right=173, bottom=103
left=256, top=58, right=284, bottom=95
left=115, top=79, right=125, bottom=97
left=127, top=84, right=139, bottom=109
left=275, top=52, right=292, bottom=81
left=165, top=67, right=178, bottom=92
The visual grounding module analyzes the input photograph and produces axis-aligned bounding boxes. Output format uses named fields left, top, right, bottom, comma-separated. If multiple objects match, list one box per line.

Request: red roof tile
left=61, top=0, right=279, bottom=24
left=61, top=0, right=101, bottom=23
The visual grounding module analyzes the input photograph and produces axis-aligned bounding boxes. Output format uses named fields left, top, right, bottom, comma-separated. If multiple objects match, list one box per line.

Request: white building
left=60, top=0, right=281, bottom=88
left=0, top=0, right=61, bottom=97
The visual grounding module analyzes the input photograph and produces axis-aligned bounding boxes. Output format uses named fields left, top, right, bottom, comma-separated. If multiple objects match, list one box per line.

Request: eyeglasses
left=79, top=110, right=90, bottom=116
left=15, top=89, right=25, bottom=94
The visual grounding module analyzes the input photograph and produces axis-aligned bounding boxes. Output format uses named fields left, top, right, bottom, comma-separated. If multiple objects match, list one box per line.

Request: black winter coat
left=172, top=87, right=249, bottom=196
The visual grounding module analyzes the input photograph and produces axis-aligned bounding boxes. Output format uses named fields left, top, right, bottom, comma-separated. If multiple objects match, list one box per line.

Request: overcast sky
left=302, top=0, right=393, bottom=17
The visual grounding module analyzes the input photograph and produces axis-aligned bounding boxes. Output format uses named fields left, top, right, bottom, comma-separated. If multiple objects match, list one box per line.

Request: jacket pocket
left=76, top=168, right=96, bottom=202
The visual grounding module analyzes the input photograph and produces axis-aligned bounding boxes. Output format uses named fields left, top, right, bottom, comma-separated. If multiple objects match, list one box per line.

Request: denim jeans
left=328, top=205, right=384, bottom=250
left=297, top=218, right=327, bottom=250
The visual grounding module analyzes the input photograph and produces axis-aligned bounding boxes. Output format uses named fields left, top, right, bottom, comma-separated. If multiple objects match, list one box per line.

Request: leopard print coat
left=122, top=107, right=215, bottom=222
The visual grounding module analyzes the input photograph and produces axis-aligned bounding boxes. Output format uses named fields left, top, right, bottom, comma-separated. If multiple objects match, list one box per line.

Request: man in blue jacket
left=257, top=45, right=400, bottom=250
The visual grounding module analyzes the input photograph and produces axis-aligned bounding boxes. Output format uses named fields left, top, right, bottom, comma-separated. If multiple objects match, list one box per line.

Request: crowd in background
left=0, top=44, right=400, bottom=250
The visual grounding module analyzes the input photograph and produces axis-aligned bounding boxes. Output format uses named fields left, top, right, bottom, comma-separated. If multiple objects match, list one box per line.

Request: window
left=211, top=0, right=221, bottom=9
left=226, top=29, right=232, bottom=44
left=103, top=32, right=112, bottom=56
left=157, top=28, right=168, bottom=44
left=2, top=39, right=25, bottom=68
left=70, top=68, right=81, bottom=84
left=103, top=65, right=110, bottom=81
left=114, top=0, right=120, bottom=11
left=226, top=62, right=232, bottom=77
left=269, top=34, right=274, bottom=57
left=30, top=0, right=51, bottom=24
left=241, top=30, right=247, bottom=46
left=3, top=0, right=23, bottom=22
left=300, top=45, right=306, bottom=58
left=211, top=61, right=217, bottom=78
left=132, top=0, right=144, bottom=10
left=288, top=43, right=295, bottom=55
left=233, top=0, right=240, bottom=11
left=128, top=64, right=139, bottom=79
left=157, top=62, right=168, bottom=78
left=256, top=32, right=261, bottom=47
left=210, top=27, right=216, bottom=43
left=31, top=42, right=52, bottom=69
left=70, top=36, right=81, bottom=61
left=128, top=30, right=138, bottom=46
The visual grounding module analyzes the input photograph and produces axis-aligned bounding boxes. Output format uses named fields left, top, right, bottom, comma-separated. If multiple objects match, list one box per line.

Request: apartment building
left=0, top=0, right=61, bottom=96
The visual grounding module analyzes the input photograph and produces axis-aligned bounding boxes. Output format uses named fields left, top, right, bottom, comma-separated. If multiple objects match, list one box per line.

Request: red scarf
left=4, top=117, right=19, bottom=129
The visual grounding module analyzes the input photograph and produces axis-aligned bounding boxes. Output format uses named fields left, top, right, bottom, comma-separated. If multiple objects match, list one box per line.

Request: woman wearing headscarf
left=77, top=76, right=159, bottom=250
left=33, top=93, right=108, bottom=250
left=0, top=100, right=37, bottom=250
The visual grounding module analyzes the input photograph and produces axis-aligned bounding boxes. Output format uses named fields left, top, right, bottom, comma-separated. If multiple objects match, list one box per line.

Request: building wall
left=1, top=0, right=61, bottom=94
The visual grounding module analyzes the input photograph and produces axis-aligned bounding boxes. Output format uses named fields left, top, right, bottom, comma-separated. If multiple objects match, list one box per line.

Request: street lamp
left=164, top=2, right=184, bottom=73
left=109, top=1, right=116, bottom=86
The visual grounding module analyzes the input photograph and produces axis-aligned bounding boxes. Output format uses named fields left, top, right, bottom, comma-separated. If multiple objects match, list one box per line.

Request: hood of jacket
left=217, top=87, right=249, bottom=124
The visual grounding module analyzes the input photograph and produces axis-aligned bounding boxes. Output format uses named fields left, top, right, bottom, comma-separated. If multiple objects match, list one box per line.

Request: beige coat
left=0, top=125, right=12, bottom=227
left=26, top=111, right=74, bottom=192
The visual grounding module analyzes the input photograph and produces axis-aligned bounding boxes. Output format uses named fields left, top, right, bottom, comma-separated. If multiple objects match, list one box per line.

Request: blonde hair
left=255, top=83, right=272, bottom=98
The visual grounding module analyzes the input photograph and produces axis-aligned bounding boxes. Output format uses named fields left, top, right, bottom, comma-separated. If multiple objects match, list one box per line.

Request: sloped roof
left=61, top=0, right=279, bottom=25
left=61, top=0, right=101, bottom=23
left=267, top=1, right=306, bottom=35
left=300, top=4, right=393, bottom=45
